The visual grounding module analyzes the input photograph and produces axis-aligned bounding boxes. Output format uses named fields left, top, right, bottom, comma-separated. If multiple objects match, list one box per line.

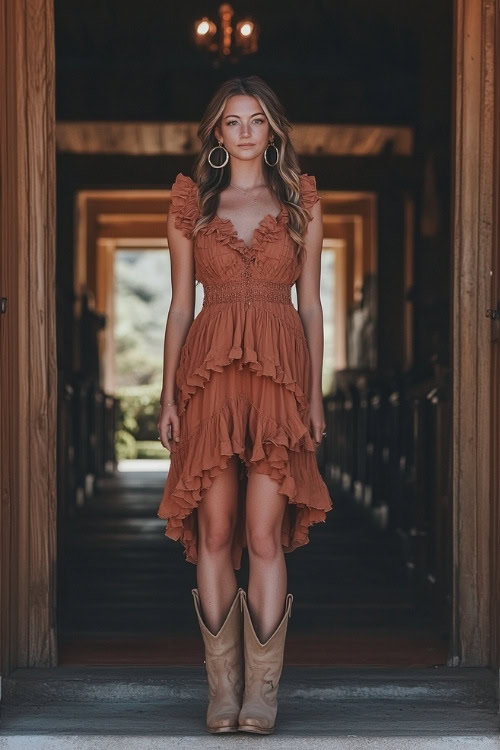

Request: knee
left=199, top=521, right=234, bottom=555
left=246, top=528, right=281, bottom=560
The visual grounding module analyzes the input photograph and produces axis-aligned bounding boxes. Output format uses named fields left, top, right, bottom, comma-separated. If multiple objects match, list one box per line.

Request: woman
left=157, top=75, right=333, bottom=734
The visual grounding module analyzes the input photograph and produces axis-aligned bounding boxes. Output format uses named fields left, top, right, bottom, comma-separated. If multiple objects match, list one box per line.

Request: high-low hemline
left=157, top=394, right=332, bottom=570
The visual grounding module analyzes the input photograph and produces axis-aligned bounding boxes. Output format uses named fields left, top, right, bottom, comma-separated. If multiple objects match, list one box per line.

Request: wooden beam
left=56, top=122, right=414, bottom=157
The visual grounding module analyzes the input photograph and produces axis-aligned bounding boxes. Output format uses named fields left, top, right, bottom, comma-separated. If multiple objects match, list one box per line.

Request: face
left=214, top=95, right=272, bottom=162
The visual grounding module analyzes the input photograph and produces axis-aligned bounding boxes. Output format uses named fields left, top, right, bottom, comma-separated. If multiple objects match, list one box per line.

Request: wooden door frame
left=0, top=0, right=57, bottom=672
left=490, top=0, right=500, bottom=670
left=0, top=0, right=498, bottom=673
left=451, top=0, right=498, bottom=666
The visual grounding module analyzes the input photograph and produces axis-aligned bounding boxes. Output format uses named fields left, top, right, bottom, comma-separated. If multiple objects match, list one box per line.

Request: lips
left=238, top=144, right=255, bottom=147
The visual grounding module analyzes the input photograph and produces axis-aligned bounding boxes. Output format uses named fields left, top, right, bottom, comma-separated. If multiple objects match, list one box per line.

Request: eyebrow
left=224, top=112, right=264, bottom=118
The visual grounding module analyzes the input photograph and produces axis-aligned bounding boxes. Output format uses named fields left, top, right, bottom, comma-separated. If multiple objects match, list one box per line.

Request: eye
left=226, top=118, right=265, bottom=125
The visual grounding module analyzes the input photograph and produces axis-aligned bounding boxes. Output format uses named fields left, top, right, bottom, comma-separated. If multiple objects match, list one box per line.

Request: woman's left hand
left=308, top=393, right=326, bottom=447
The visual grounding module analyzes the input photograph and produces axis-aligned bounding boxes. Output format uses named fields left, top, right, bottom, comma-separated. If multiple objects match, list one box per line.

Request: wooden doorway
left=0, top=0, right=499, bottom=673
left=451, top=0, right=499, bottom=666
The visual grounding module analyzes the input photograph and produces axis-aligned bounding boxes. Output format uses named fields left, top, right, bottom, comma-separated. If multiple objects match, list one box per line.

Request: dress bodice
left=169, top=172, right=320, bottom=288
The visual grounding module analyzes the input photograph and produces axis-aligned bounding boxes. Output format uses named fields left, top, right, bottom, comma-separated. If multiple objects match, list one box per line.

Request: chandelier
left=194, top=4, right=259, bottom=66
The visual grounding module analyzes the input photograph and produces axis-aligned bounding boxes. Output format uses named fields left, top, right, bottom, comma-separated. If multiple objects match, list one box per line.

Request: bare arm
left=158, top=207, right=196, bottom=449
left=295, top=198, right=326, bottom=444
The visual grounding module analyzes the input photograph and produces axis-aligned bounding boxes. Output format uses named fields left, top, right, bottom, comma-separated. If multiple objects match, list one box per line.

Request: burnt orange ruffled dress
left=157, top=172, right=333, bottom=570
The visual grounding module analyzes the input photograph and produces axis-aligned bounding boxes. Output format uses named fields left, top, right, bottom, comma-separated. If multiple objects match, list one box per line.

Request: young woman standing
left=157, top=75, right=333, bottom=734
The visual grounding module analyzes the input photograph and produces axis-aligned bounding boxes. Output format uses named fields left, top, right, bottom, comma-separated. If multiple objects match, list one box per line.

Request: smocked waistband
left=203, top=279, right=293, bottom=307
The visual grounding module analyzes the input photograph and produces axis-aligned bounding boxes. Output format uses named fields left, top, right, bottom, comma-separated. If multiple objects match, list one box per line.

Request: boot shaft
left=192, top=587, right=244, bottom=653
left=192, top=587, right=245, bottom=733
left=237, top=589, right=293, bottom=733
left=239, top=590, right=293, bottom=687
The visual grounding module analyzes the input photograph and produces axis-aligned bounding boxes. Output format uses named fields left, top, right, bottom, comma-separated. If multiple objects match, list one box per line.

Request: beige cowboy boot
left=192, top=587, right=245, bottom=733
left=237, top=588, right=293, bottom=734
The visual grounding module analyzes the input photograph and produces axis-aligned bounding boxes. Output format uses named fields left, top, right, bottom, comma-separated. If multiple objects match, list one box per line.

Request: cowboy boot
left=192, top=587, right=245, bottom=733
left=237, top=588, right=293, bottom=734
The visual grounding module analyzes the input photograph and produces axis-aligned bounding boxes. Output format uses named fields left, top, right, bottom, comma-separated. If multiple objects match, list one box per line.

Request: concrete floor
left=0, top=666, right=499, bottom=748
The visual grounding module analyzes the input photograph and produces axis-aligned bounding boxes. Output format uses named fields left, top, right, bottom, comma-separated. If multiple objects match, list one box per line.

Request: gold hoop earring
left=208, top=140, right=229, bottom=168
left=264, top=141, right=279, bottom=167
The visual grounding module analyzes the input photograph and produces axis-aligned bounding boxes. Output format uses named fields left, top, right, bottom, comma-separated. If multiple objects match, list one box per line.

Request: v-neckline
left=214, top=207, right=284, bottom=251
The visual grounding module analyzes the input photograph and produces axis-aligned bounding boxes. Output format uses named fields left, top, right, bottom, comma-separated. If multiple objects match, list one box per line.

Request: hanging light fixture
left=194, top=3, right=259, bottom=66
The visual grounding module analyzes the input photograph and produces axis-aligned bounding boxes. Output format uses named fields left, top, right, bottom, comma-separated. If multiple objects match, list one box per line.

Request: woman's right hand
left=158, top=404, right=180, bottom=453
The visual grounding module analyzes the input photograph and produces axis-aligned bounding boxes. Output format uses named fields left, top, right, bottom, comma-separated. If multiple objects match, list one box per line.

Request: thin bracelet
left=162, top=399, right=177, bottom=406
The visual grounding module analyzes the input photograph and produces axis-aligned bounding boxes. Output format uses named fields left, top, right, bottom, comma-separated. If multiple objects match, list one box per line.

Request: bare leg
left=196, top=455, right=240, bottom=634
left=245, top=471, right=289, bottom=643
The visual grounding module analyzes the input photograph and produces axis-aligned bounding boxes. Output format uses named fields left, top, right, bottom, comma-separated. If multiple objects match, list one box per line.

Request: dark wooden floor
left=58, top=467, right=449, bottom=667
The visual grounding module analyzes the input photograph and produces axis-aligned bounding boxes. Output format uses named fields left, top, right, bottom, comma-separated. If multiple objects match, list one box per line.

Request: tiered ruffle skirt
left=157, top=300, right=333, bottom=570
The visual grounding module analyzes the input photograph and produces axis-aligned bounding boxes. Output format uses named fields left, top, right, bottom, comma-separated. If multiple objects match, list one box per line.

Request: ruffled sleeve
left=169, top=173, right=198, bottom=239
left=299, top=173, right=320, bottom=219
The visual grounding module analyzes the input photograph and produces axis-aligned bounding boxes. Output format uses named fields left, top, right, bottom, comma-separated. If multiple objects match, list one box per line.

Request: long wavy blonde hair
left=191, top=75, right=312, bottom=261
